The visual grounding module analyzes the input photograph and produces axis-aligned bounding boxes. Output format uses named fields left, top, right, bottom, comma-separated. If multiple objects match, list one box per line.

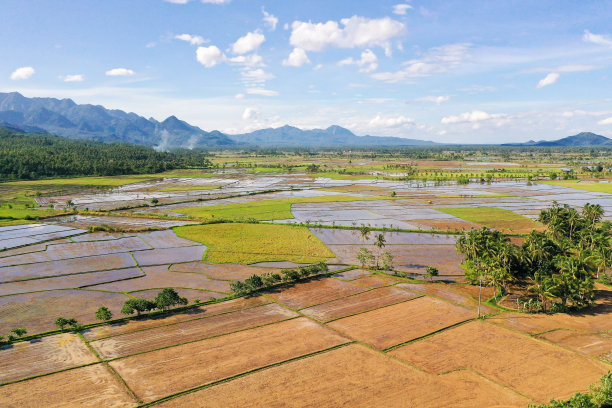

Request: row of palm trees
left=457, top=202, right=610, bottom=312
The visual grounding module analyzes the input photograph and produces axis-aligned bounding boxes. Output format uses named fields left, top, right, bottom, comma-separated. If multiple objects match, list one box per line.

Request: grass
left=435, top=194, right=513, bottom=198
left=318, top=185, right=389, bottom=193
left=174, top=223, right=336, bottom=264
left=3, top=175, right=157, bottom=187
left=157, top=185, right=220, bottom=192
left=435, top=206, right=541, bottom=232
left=0, top=207, right=65, bottom=220
left=177, top=195, right=395, bottom=221
left=539, top=180, right=612, bottom=194
left=0, top=219, right=35, bottom=227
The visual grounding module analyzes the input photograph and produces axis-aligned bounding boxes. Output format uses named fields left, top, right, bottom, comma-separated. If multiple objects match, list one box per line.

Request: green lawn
left=436, top=206, right=541, bottom=232
left=0, top=207, right=64, bottom=220
left=174, top=223, right=336, bottom=264
left=539, top=180, right=612, bottom=194
left=177, top=195, right=395, bottom=221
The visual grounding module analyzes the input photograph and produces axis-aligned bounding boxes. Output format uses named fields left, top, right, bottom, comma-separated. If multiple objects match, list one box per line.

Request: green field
left=539, top=180, right=612, bottom=194
left=177, top=195, right=395, bottom=221
left=0, top=207, right=64, bottom=220
left=436, top=206, right=541, bottom=232
left=174, top=223, right=336, bottom=264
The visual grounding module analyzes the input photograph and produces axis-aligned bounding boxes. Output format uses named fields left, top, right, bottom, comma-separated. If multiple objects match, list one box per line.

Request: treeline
left=457, top=202, right=610, bottom=313
left=0, top=128, right=212, bottom=180
left=230, top=262, right=329, bottom=295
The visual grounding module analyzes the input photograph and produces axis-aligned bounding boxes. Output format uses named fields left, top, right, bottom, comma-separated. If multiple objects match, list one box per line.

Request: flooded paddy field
left=1, top=171, right=611, bottom=406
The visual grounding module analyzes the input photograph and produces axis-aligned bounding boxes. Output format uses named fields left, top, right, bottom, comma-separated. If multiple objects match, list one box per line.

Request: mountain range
left=0, top=92, right=435, bottom=149
left=501, top=132, right=612, bottom=147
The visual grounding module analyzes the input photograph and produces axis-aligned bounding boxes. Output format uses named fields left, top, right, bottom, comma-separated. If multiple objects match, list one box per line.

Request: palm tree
left=374, top=233, right=386, bottom=269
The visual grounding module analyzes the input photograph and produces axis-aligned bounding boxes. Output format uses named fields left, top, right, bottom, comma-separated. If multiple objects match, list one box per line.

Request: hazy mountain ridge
left=502, top=132, right=612, bottom=147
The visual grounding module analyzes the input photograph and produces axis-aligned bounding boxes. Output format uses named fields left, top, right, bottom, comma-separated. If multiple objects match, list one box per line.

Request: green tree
left=425, top=266, right=439, bottom=281
left=357, top=247, right=375, bottom=268
left=121, top=298, right=156, bottom=316
left=10, top=328, right=27, bottom=338
left=155, top=289, right=188, bottom=311
left=55, top=317, right=70, bottom=331
left=95, top=306, right=113, bottom=322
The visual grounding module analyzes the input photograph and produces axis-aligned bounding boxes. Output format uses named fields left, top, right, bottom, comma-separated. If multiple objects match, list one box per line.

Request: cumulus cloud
left=282, top=48, right=311, bottom=67
left=392, top=4, right=413, bottom=15
left=175, top=33, right=207, bottom=45
left=338, top=49, right=378, bottom=73
left=599, top=117, right=612, bottom=125
left=441, top=110, right=509, bottom=129
left=232, top=31, right=265, bottom=54
left=61, top=74, right=84, bottom=82
left=196, top=45, right=226, bottom=67
left=10, top=67, right=35, bottom=80
left=583, top=30, right=612, bottom=47
left=371, top=43, right=469, bottom=83
left=105, top=68, right=135, bottom=76
left=262, top=8, right=278, bottom=31
left=228, top=54, right=264, bottom=68
left=536, top=72, right=560, bottom=88
left=242, top=107, right=259, bottom=120
left=413, top=95, right=450, bottom=104
left=241, top=68, right=274, bottom=84
left=289, top=16, right=405, bottom=53
left=369, top=113, right=414, bottom=127
left=246, top=88, right=279, bottom=96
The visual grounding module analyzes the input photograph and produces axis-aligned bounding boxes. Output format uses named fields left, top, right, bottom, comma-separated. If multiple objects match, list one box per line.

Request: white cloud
left=522, top=64, right=600, bottom=74
left=368, top=113, right=414, bottom=127
left=289, top=16, right=405, bottom=52
left=246, top=88, right=279, bottom=96
left=392, top=4, right=413, bottom=15
left=441, top=110, right=509, bottom=129
left=262, top=8, right=278, bottom=31
left=583, top=30, right=612, bottom=47
left=228, top=54, right=264, bottom=67
left=241, top=68, right=274, bottom=84
left=413, top=95, right=450, bottom=104
left=232, top=31, right=265, bottom=54
left=196, top=45, right=226, bottom=67
left=598, top=117, right=612, bottom=125
left=242, top=107, right=259, bottom=120
left=105, top=68, right=135, bottom=76
left=175, top=33, right=207, bottom=45
left=62, top=74, right=84, bottom=82
left=338, top=49, right=378, bottom=73
left=536, top=72, right=560, bottom=88
left=235, top=93, right=245, bottom=99
left=372, top=43, right=470, bottom=83
left=283, top=48, right=311, bottom=67
left=10, top=66, right=35, bottom=80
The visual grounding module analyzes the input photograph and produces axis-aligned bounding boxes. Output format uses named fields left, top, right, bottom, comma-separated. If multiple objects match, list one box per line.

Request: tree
left=95, top=306, right=113, bottom=322
left=374, top=233, right=386, bottom=268
left=10, top=328, right=27, bottom=338
left=155, top=289, right=188, bottom=311
left=121, top=298, right=156, bottom=316
left=425, top=266, right=439, bottom=281
left=357, top=247, right=375, bottom=268
left=358, top=224, right=371, bottom=243
left=55, top=317, right=70, bottom=330
left=380, top=252, right=394, bottom=270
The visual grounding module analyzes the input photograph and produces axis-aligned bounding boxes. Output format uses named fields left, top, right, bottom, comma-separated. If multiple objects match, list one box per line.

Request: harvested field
left=89, top=265, right=232, bottom=293
left=300, top=286, right=420, bottom=322
left=536, top=330, right=612, bottom=362
left=327, top=296, right=474, bottom=349
left=266, top=278, right=365, bottom=309
left=0, top=268, right=143, bottom=296
left=311, top=228, right=458, bottom=245
left=390, top=320, right=609, bottom=402
left=436, top=207, right=541, bottom=233
left=110, top=318, right=349, bottom=402
left=396, top=283, right=498, bottom=314
left=0, top=252, right=137, bottom=282
left=332, top=268, right=371, bottom=280
left=169, top=261, right=278, bottom=281
left=411, top=218, right=480, bottom=231
left=350, top=274, right=395, bottom=288
left=0, top=363, right=137, bottom=407
left=132, top=246, right=206, bottom=266
left=0, top=289, right=130, bottom=335
left=91, top=303, right=298, bottom=359
left=83, top=296, right=269, bottom=341
left=0, top=333, right=97, bottom=383
left=156, top=344, right=529, bottom=408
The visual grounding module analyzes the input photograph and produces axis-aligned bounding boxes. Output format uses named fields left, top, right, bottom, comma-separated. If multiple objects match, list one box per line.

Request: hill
left=502, top=132, right=612, bottom=147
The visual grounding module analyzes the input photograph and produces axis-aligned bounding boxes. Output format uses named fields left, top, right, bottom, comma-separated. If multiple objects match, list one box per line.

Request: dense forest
left=0, top=127, right=212, bottom=180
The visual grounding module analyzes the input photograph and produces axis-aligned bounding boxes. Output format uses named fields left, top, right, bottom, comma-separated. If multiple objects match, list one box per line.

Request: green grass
left=157, top=185, right=220, bottom=192
left=3, top=175, right=157, bottom=187
left=0, top=219, right=35, bottom=227
left=177, top=195, right=395, bottom=221
left=539, top=180, right=612, bottom=194
left=0, top=207, right=65, bottom=220
left=174, top=223, right=336, bottom=264
left=435, top=206, right=541, bottom=232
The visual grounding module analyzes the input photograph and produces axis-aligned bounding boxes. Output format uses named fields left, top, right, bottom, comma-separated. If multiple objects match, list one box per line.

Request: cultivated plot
left=266, top=278, right=366, bottom=309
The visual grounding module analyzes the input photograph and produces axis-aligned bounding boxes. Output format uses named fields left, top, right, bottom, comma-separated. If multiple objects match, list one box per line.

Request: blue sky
left=1, top=0, right=612, bottom=143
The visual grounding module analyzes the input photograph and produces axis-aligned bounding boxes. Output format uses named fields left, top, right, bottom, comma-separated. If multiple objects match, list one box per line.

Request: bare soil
left=536, top=329, right=612, bottom=362
left=266, top=278, right=365, bottom=309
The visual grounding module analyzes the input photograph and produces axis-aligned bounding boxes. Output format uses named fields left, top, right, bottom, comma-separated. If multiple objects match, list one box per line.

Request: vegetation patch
left=436, top=206, right=540, bottom=232
left=174, top=223, right=336, bottom=264
left=177, top=195, right=394, bottom=221
left=540, top=180, right=612, bottom=194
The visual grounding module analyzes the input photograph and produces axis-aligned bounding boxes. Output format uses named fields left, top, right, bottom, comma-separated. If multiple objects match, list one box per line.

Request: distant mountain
left=503, top=132, right=612, bottom=147
left=231, top=124, right=437, bottom=147
left=0, top=92, right=438, bottom=149
left=0, top=92, right=235, bottom=149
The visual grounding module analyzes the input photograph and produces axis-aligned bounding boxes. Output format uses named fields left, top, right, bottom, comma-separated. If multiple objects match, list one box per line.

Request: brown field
left=0, top=363, right=137, bottom=408
left=311, top=228, right=457, bottom=245
left=156, top=344, right=529, bottom=408
left=83, top=296, right=269, bottom=341
left=300, top=286, right=420, bottom=322
left=411, top=219, right=480, bottom=231
left=89, top=265, right=232, bottom=293
left=0, top=333, right=97, bottom=383
left=0, top=268, right=143, bottom=296
left=266, top=278, right=365, bottom=309
left=169, top=261, right=279, bottom=281
left=332, top=268, right=371, bottom=280
left=127, top=288, right=224, bottom=302
left=0, top=253, right=137, bottom=282
left=110, top=318, right=349, bottom=402
left=91, top=303, right=298, bottom=359
left=390, top=320, right=610, bottom=402
left=327, top=296, right=474, bottom=349
left=536, top=330, right=612, bottom=362
left=0, top=289, right=130, bottom=335
left=350, top=274, right=395, bottom=288
left=396, top=283, right=498, bottom=314
left=132, top=246, right=206, bottom=266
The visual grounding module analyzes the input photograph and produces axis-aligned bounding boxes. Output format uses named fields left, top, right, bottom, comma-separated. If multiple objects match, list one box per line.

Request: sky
left=1, top=0, right=612, bottom=143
